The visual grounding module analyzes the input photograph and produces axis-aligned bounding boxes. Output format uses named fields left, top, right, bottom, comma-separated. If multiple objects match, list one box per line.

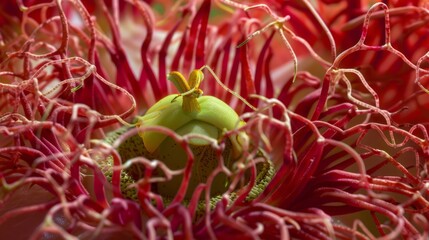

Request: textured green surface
left=100, top=125, right=275, bottom=214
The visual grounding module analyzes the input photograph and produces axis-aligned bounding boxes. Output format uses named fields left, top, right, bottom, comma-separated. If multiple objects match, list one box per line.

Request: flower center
left=100, top=68, right=274, bottom=210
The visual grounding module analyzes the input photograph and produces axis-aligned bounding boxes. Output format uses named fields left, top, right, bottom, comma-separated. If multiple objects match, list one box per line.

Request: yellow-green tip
left=167, top=70, right=205, bottom=113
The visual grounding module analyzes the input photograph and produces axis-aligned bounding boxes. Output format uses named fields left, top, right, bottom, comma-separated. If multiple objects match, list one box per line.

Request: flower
left=1, top=0, right=429, bottom=239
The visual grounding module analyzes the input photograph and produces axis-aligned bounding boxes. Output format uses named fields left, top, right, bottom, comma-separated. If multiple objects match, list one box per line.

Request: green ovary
left=175, top=120, right=218, bottom=145
left=134, top=94, right=239, bottom=199
left=101, top=94, right=274, bottom=206
left=137, top=95, right=243, bottom=154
